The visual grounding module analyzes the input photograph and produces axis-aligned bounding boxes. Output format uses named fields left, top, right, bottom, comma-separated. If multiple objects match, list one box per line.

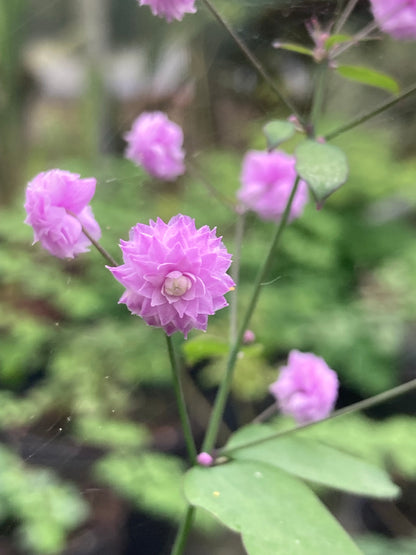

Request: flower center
left=163, top=271, right=192, bottom=297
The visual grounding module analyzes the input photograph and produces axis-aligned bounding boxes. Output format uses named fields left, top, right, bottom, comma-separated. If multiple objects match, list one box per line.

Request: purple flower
left=109, top=215, right=235, bottom=338
left=269, top=350, right=339, bottom=424
left=369, top=0, right=416, bottom=40
left=237, top=150, right=308, bottom=222
left=125, top=112, right=185, bottom=181
left=24, top=170, right=101, bottom=259
left=138, top=0, right=196, bottom=22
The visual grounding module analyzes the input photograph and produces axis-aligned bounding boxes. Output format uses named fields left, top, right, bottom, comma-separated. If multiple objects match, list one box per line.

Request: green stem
left=222, top=377, right=416, bottom=456
left=80, top=223, right=119, bottom=266
left=165, top=335, right=197, bottom=465
left=187, top=160, right=236, bottom=211
left=202, top=177, right=301, bottom=453
left=230, top=212, right=245, bottom=344
left=325, top=82, right=416, bottom=141
left=170, top=506, right=196, bottom=555
left=310, top=61, right=329, bottom=136
left=333, top=0, right=359, bottom=33
left=200, top=0, right=304, bottom=126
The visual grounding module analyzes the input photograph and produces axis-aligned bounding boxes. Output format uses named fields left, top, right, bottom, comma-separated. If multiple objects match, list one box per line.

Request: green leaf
left=185, top=460, right=361, bottom=555
left=73, top=417, right=150, bottom=450
left=272, top=41, right=314, bottom=57
left=263, top=120, right=296, bottom=149
left=325, top=34, right=352, bottom=50
left=295, top=140, right=349, bottom=203
left=182, top=335, right=229, bottom=365
left=335, top=65, right=399, bottom=94
left=225, top=424, right=400, bottom=499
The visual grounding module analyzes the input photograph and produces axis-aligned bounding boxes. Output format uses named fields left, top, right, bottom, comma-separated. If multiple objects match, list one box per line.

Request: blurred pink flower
left=237, top=150, right=308, bottom=222
left=243, top=329, right=256, bottom=344
left=138, top=0, right=196, bottom=22
left=269, top=350, right=339, bottom=424
left=125, top=112, right=185, bottom=181
left=370, top=0, right=416, bottom=40
left=109, top=214, right=235, bottom=338
left=197, top=452, right=214, bottom=466
left=24, top=169, right=101, bottom=259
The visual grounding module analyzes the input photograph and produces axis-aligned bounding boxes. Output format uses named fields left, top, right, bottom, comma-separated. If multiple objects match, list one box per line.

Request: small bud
left=197, top=452, right=214, bottom=467
left=243, top=330, right=256, bottom=344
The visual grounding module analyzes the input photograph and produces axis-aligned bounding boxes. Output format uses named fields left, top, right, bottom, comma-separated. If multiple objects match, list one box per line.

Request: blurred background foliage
left=0, top=0, right=416, bottom=553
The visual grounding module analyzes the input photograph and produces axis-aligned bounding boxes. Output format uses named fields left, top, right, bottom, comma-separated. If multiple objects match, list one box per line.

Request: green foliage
left=0, top=445, right=88, bottom=554
left=357, top=535, right=416, bottom=555
left=272, top=42, right=314, bottom=57
left=295, top=140, right=349, bottom=203
left=269, top=414, right=416, bottom=481
left=225, top=424, right=399, bottom=498
left=185, top=461, right=362, bottom=555
left=95, top=452, right=187, bottom=522
left=73, top=417, right=150, bottom=450
left=335, top=65, right=400, bottom=94
left=263, top=120, right=296, bottom=149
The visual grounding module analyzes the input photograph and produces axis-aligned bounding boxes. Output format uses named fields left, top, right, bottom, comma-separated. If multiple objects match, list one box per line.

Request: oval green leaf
left=263, top=120, right=296, bottom=149
left=272, top=41, right=314, bottom=57
left=295, top=140, right=349, bottom=203
left=335, top=65, right=399, bottom=94
left=325, top=34, right=352, bottom=50
left=225, top=424, right=400, bottom=499
left=185, top=460, right=362, bottom=555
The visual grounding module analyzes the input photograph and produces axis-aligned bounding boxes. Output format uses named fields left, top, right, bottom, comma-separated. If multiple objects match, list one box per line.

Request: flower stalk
left=200, top=0, right=305, bottom=127
left=202, top=176, right=301, bottom=453
left=222, top=377, right=416, bottom=456
left=165, top=335, right=197, bottom=465
left=325, top=81, right=416, bottom=141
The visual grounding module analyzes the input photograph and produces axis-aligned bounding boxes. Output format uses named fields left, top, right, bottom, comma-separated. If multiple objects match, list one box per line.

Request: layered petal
left=109, top=214, right=234, bottom=338
left=24, top=169, right=100, bottom=259
left=269, top=350, right=339, bottom=424
left=238, top=150, right=308, bottom=222
left=125, top=112, right=185, bottom=180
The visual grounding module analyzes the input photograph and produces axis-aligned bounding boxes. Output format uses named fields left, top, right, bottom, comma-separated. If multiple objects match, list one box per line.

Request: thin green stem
left=310, top=61, right=329, bottom=135
left=80, top=223, right=118, bottom=266
left=170, top=506, right=196, bottom=555
left=221, top=377, right=416, bottom=456
left=200, top=0, right=304, bottom=126
left=187, top=160, right=236, bottom=211
left=331, top=19, right=379, bottom=59
left=325, top=81, right=416, bottom=141
left=165, top=335, right=197, bottom=465
left=202, top=177, right=301, bottom=453
left=333, top=0, right=359, bottom=33
left=252, top=403, right=278, bottom=424
left=230, top=212, right=245, bottom=344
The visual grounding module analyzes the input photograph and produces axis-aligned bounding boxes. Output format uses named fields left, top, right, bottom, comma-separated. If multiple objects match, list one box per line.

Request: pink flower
left=269, top=350, right=339, bottom=424
left=109, top=215, right=235, bottom=338
left=243, top=329, right=256, bottom=344
left=369, top=0, right=416, bottom=40
left=138, top=0, right=196, bottom=22
left=237, top=150, right=308, bottom=222
left=24, top=170, right=101, bottom=259
left=125, top=112, right=185, bottom=181
left=197, top=452, right=214, bottom=467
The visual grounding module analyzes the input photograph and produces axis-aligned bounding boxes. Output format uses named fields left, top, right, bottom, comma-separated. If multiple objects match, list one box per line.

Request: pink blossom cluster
left=138, top=0, right=196, bottom=22
left=237, top=150, right=308, bottom=222
left=269, top=350, right=339, bottom=424
left=125, top=112, right=186, bottom=181
left=370, top=0, right=416, bottom=40
left=109, top=214, right=235, bottom=338
left=24, top=170, right=101, bottom=259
